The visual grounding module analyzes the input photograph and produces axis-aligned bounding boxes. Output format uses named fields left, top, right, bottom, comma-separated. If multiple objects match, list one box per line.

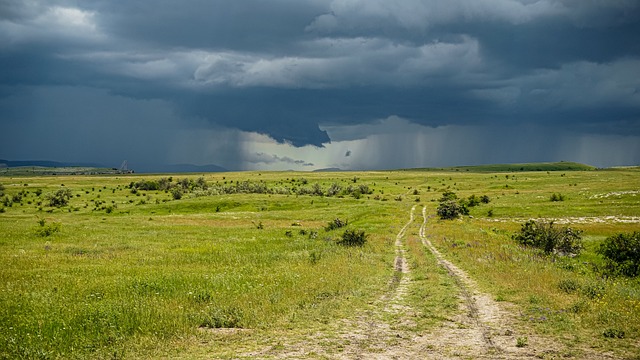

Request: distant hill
left=313, top=167, right=343, bottom=172
left=407, top=161, right=597, bottom=172
left=0, top=159, right=228, bottom=174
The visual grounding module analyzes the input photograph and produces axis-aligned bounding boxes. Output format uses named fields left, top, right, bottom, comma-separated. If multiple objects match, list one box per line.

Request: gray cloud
left=1, top=0, right=639, bottom=168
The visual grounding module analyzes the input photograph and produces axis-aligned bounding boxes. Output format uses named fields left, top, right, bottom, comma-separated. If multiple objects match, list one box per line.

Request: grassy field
left=0, top=165, right=639, bottom=359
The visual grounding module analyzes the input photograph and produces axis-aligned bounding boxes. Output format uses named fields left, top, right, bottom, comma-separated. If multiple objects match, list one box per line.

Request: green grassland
left=0, top=165, right=639, bottom=358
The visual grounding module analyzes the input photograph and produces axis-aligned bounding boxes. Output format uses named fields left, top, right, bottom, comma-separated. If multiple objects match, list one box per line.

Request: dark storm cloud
left=1, top=0, right=639, bottom=167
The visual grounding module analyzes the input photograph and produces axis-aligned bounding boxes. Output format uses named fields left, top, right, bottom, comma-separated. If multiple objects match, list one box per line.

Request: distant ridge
left=0, top=159, right=104, bottom=168
left=406, top=161, right=596, bottom=172
left=313, top=167, right=343, bottom=172
left=0, top=159, right=228, bottom=174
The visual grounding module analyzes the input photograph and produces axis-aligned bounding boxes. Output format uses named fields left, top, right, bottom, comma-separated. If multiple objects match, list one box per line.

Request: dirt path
left=251, top=206, right=618, bottom=359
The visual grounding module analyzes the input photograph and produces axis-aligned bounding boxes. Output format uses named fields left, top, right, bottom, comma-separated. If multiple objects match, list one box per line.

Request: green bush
left=550, top=193, right=565, bottom=202
left=325, top=218, right=348, bottom=231
left=171, top=189, right=183, bottom=200
left=437, top=200, right=468, bottom=220
left=598, top=232, right=640, bottom=277
left=46, top=188, right=72, bottom=207
left=35, top=219, right=61, bottom=237
left=512, top=220, right=583, bottom=255
left=338, top=229, right=367, bottom=247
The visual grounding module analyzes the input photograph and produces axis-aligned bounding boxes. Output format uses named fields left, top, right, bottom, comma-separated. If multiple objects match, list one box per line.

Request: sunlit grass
left=1, top=168, right=638, bottom=358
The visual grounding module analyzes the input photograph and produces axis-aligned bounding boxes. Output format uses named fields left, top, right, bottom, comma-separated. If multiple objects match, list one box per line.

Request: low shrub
left=46, top=188, right=72, bottom=207
left=36, top=219, right=61, bottom=237
left=512, top=220, right=583, bottom=255
left=437, top=200, right=468, bottom=220
left=338, top=229, right=367, bottom=247
left=558, top=279, right=580, bottom=294
left=598, top=232, right=640, bottom=277
left=325, top=218, right=348, bottom=231
left=550, top=193, right=565, bottom=202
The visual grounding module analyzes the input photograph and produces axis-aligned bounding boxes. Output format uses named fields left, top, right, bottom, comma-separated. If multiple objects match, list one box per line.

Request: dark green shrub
left=439, top=191, right=458, bottom=202
left=550, top=193, right=565, bottom=202
left=325, top=218, right=348, bottom=231
left=1, top=196, right=11, bottom=207
left=437, top=200, right=468, bottom=220
left=338, top=229, right=367, bottom=247
left=598, top=232, right=640, bottom=277
left=603, top=328, right=625, bottom=339
left=480, top=195, right=490, bottom=204
left=512, top=220, right=583, bottom=255
left=466, top=194, right=481, bottom=207
left=46, top=188, right=72, bottom=207
left=11, top=193, right=22, bottom=203
left=171, top=189, right=183, bottom=200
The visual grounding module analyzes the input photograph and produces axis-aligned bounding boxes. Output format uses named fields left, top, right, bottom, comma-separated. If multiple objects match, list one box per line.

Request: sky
left=1, top=0, right=639, bottom=171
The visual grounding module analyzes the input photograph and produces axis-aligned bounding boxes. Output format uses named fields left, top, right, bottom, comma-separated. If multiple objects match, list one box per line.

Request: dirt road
left=253, top=206, right=619, bottom=359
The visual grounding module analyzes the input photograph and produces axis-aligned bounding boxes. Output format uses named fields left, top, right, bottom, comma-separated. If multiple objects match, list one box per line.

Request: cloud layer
left=1, top=0, right=639, bottom=169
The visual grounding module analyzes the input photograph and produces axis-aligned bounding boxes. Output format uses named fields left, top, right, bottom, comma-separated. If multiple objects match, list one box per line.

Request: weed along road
left=0, top=164, right=638, bottom=358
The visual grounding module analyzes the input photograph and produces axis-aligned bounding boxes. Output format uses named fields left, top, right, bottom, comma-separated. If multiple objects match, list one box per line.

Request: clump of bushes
left=436, top=192, right=467, bottom=219
left=436, top=192, right=490, bottom=220
left=550, top=193, right=565, bottom=202
left=598, top=232, right=640, bottom=277
left=338, top=229, right=367, bottom=247
left=512, top=220, right=583, bottom=255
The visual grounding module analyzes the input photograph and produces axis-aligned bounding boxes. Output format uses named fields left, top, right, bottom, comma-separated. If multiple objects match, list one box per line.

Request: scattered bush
left=46, top=188, right=72, bottom=207
left=338, top=229, right=367, bottom=247
left=437, top=200, right=468, bottom=220
left=598, top=232, right=640, bottom=277
left=439, top=191, right=458, bottom=202
left=35, top=219, right=61, bottom=237
left=550, top=193, right=565, bottom=202
left=325, top=218, right=348, bottom=231
left=1, top=196, right=11, bottom=207
left=603, top=328, right=625, bottom=339
left=465, top=194, right=481, bottom=207
left=512, top=220, right=583, bottom=255
left=558, top=279, right=580, bottom=294
left=171, top=189, right=183, bottom=200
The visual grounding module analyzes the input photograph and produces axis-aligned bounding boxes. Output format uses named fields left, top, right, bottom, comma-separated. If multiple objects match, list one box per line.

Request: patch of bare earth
left=246, top=206, right=622, bottom=359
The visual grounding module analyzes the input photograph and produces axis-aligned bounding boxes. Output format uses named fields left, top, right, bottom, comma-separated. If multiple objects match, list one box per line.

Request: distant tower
left=119, top=160, right=128, bottom=172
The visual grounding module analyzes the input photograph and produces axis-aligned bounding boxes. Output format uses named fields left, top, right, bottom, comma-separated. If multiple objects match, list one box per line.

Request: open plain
left=1, top=164, right=639, bottom=359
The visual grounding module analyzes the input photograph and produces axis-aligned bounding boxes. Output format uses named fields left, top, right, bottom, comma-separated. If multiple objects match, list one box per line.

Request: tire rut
left=418, top=206, right=500, bottom=356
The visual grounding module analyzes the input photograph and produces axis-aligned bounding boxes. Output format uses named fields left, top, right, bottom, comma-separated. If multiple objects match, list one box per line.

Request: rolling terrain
left=1, top=164, right=639, bottom=359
